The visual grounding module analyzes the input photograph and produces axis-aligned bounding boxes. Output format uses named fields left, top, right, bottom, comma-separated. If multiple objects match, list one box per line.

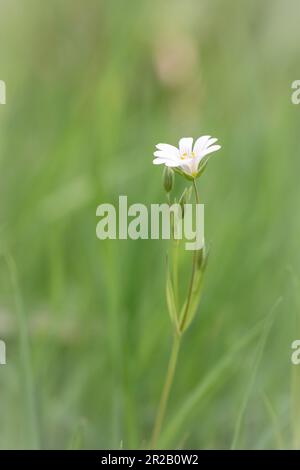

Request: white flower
left=153, top=136, right=221, bottom=178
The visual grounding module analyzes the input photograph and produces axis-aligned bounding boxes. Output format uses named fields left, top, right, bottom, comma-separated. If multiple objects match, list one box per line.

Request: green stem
left=192, top=178, right=200, bottom=204
left=179, top=179, right=199, bottom=332
left=151, top=180, right=200, bottom=447
left=151, top=333, right=181, bottom=449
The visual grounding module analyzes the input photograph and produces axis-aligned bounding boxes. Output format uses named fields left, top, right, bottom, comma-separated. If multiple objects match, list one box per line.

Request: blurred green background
left=0, top=0, right=300, bottom=450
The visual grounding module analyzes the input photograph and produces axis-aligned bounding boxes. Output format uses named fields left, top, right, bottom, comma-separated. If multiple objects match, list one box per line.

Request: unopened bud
left=163, top=167, right=174, bottom=193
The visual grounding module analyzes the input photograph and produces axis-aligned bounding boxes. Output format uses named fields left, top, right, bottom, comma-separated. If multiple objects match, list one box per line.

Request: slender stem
left=151, top=333, right=181, bottom=448
left=179, top=179, right=199, bottom=332
left=151, top=180, right=199, bottom=447
left=192, top=178, right=200, bottom=204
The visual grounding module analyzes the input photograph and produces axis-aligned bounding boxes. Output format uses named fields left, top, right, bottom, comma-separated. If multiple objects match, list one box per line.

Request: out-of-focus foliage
left=0, top=0, right=300, bottom=449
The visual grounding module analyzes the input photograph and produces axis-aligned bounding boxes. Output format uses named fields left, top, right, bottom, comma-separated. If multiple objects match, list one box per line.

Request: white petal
left=179, top=137, right=193, bottom=155
left=193, top=136, right=211, bottom=156
left=156, top=143, right=179, bottom=157
left=206, top=138, right=218, bottom=147
left=194, top=153, right=205, bottom=166
left=153, top=158, right=180, bottom=167
left=153, top=158, right=165, bottom=165
left=201, top=144, right=221, bottom=157
left=165, top=161, right=181, bottom=167
left=179, top=162, right=193, bottom=175
left=153, top=150, right=178, bottom=161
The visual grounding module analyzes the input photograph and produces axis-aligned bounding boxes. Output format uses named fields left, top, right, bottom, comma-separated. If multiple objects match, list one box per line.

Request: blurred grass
left=0, top=0, right=300, bottom=449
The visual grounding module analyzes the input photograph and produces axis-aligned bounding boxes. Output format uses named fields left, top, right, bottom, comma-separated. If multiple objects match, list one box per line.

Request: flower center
left=180, top=150, right=195, bottom=160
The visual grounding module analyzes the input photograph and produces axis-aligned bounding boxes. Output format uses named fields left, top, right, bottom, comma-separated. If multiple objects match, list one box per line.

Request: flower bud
left=163, top=167, right=174, bottom=193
